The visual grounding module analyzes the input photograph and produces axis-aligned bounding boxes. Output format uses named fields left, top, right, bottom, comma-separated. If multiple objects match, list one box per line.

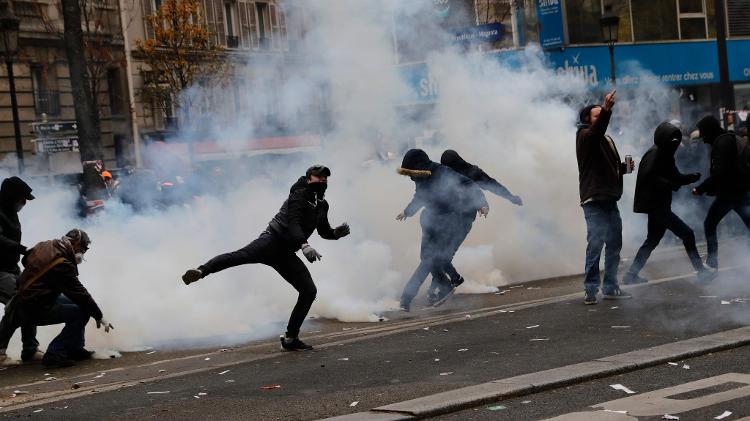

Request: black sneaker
left=622, top=272, right=648, bottom=285
left=696, top=266, right=718, bottom=283
left=603, top=288, right=633, bottom=300
left=450, top=276, right=465, bottom=288
left=280, top=336, right=313, bottom=352
left=42, top=353, right=76, bottom=368
left=432, top=285, right=456, bottom=307
left=584, top=291, right=598, bottom=305
left=182, top=268, right=203, bottom=285
left=68, top=348, right=95, bottom=361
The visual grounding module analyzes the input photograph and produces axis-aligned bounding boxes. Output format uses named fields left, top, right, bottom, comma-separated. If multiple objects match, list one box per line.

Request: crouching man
left=0, top=229, right=114, bottom=368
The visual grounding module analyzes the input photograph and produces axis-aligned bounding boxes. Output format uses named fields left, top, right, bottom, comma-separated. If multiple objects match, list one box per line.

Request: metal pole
left=609, top=43, right=616, bottom=87
left=6, top=59, right=24, bottom=173
left=117, top=0, right=142, bottom=167
left=714, top=0, right=734, bottom=111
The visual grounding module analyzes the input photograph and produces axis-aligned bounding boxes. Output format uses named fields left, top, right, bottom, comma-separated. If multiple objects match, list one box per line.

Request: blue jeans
left=582, top=201, right=622, bottom=294
left=23, top=296, right=89, bottom=358
left=704, top=192, right=750, bottom=268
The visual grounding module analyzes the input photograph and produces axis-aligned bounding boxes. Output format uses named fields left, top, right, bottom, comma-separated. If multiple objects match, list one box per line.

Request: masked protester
left=0, top=229, right=113, bottom=368
left=0, top=177, right=42, bottom=366
left=692, top=115, right=750, bottom=269
left=420, top=150, right=523, bottom=300
left=396, top=149, right=489, bottom=311
left=623, top=122, right=716, bottom=285
left=182, top=165, right=350, bottom=352
left=576, top=91, right=634, bottom=305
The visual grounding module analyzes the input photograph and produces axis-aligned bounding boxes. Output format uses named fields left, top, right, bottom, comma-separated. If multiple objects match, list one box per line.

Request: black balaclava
left=696, top=115, right=725, bottom=145
left=0, top=177, right=35, bottom=212
left=440, top=150, right=472, bottom=172
left=305, top=164, right=330, bottom=197
left=577, top=104, right=601, bottom=130
left=653, top=121, right=682, bottom=155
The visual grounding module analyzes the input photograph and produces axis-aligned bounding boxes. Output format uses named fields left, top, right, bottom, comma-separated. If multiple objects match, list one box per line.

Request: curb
left=321, top=326, right=750, bottom=420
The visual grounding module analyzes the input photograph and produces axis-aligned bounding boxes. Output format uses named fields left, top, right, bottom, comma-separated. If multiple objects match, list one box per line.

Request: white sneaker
left=0, top=354, right=20, bottom=367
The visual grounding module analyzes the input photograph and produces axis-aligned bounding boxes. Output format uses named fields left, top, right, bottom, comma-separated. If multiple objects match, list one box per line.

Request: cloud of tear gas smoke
left=5, top=0, right=734, bottom=354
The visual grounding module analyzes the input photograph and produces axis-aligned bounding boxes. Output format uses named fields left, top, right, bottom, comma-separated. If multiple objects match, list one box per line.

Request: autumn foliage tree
left=136, top=0, right=230, bottom=129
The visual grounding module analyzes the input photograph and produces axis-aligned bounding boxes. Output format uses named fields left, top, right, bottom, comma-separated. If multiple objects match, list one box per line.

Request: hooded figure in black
left=396, top=149, right=488, bottom=310
left=181, top=165, right=350, bottom=351
left=692, top=115, right=750, bottom=268
left=623, top=122, right=715, bottom=284
left=0, top=177, right=40, bottom=364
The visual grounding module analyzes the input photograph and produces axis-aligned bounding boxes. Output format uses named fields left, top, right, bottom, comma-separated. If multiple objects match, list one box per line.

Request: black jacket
left=267, top=176, right=339, bottom=250
left=576, top=109, right=626, bottom=204
left=694, top=132, right=750, bottom=198
left=440, top=150, right=516, bottom=201
left=399, top=149, right=488, bottom=218
left=633, top=122, right=699, bottom=214
left=0, top=182, right=30, bottom=274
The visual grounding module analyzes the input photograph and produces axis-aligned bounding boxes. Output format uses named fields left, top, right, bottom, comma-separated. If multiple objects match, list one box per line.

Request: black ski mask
left=308, top=181, right=327, bottom=196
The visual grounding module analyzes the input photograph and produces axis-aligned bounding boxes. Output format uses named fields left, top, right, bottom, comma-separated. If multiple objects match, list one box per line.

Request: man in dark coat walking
left=623, top=121, right=715, bottom=284
left=576, top=91, right=634, bottom=305
left=396, top=149, right=488, bottom=310
left=182, top=165, right=350, bottom=351
left=0, top=177, right=41, bottom=365
left=692, top=115, right=750, bottom=269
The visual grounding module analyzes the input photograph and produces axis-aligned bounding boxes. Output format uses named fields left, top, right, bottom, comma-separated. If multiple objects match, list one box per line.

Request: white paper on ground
left=610, top=384, right=636, bottom=394
left=715, top=411, right=732, bottom=419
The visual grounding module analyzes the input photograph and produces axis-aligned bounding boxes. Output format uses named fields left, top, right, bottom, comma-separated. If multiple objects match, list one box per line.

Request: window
left=225, top=1, right=240, bottom=47
left=255, top=2, right=270, bottom=49
left=727, top=0, right=750, bottom=37
left=677, top=0, right=707, bottom=39
left=238, top=0, right=259, bottom=49
left=107, top=68, right=124, bottom=116
left=30, top=64, right=60, bottom=116
left=565, top=0, right=602, bottom=44
left=631, top=0, right=678, bottom=41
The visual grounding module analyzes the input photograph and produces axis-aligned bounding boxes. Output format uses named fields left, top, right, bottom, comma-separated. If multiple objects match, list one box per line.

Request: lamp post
left=600, top=11, right=620, bottom=87
left=0, top=5, right=23, bottom=174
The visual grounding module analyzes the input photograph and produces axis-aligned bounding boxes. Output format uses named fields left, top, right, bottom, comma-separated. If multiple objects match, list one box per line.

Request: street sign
left=30, top=121, right=78, bottom=135
left=33, top=137, right=80, bottom=153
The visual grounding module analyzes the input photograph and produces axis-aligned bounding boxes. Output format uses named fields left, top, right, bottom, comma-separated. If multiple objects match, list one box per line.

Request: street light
left=600, top=10, right=620, bottom=86
left=0, top=5, right=24, bottom=174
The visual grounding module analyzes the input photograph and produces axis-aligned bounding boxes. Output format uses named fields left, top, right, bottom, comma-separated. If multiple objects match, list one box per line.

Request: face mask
left=14, top=202, right=25, bottom=212
left=75, top=253, right=84, bottom=265
left=308, top=182, right=327, bottom=196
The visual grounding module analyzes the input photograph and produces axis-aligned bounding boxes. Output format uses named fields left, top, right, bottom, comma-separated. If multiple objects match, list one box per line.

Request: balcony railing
left=226, top=35, right=240, bottom=48
left=34, top=90, right=60, bottom=116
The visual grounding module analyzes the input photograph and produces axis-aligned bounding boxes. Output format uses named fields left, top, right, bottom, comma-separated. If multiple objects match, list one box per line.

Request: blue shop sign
left=727, top=39, right=750, bottom=82
left=536, top=0, right=565, bottom=49
left=451, top=23, right=504, bottom=44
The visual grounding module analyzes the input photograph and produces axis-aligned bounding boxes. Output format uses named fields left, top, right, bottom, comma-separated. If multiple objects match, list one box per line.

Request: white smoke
left=3, top=0, right=718, bottom=355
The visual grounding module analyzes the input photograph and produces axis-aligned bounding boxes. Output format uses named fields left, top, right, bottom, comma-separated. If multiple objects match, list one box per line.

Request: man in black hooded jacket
left=396, top=149, right=488, bottom=310
left=622, top=122, right=715, bottom=285
left=181, top=165, right=350, bottom=351
left=692, top=115, right=750, bottom=269
left=423, top=150, right=522, bottom=301
left=0, top=177, right=41, bottom=365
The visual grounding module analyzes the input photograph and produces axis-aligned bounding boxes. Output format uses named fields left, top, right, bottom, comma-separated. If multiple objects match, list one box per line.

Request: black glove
left=301, top=244, right=322, bottom=263
left=333, top=223, right=350, bottom=239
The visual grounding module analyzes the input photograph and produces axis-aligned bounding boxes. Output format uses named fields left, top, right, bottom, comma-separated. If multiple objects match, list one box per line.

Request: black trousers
left=428, top=215, right=474, bottom=294
left=199, top=232, right=316, bottom=338
left=704, top=193, right=750, bottom=268
left=628, top=209, right=703, bottom=275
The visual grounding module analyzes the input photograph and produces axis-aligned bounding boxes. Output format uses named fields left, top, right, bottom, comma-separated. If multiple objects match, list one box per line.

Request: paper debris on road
left=338, top=358, right=349, bottom=361
left=526, top=325, right=540, bottom=329
left=611, top=326, right=631, bottom=329
left=33, top=409, right=43, bottom=413
left=147, top=391, right=170, bottom=394
left=487, top=405, right=507, bottom=411
left=527, top=287, right=541, bottom=290
left=699, top=296, right=718, bottom=298
left=434, top=358, right=440, bottom=362
left=350, top=401, right=359, bottom=407
left=198, top=392, right=207, bottom=396
left=204, top=357, right=211, bottom=361
left=683, top=365, right=690, bottom=370
left=668, top=362, right=679, bottom=366
left=225, top=380, right=235, bottom=383
left=422, top=327, right=429, bottom=331
left=610, top=384, right=636, bottom=394
left=146, top=351, right=157, bottom=355
left=465, top=315, right=472, bottom=319
left=522, top=401, right=531, bottom=404
left=721, top=301, right=731, bottom=305
left=458, top=349, right=468, bottom=352
left=219, top=370, right=230, bottom=375
left=604, top=410, right=628, bottom=414
left=715, top=411, right=732, bottom=419
left=439, top=372, right=454, bottom=376
left=261, top=384, right=281, bottom=390
left=158, top=369, right=166, bottom=373
left=94, top=373, right=106, bottom=379
left=13, top=390, right=29, bottom=395
left=443, top=329, right=449, bottom=332
left=610, top=306, right=619, bottom=309
left=662, top=415, right=680, bottom=420
left=219, top=348, right=229, bottom=352
left=530, top=338, right=549, bottom=341
left=44, top=377, right=57, bottom=382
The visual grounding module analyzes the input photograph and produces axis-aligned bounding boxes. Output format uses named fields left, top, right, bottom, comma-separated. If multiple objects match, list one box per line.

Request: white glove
left=96, top=318, right=114, bottom=333
left=301, top=244, right=322, bottom=263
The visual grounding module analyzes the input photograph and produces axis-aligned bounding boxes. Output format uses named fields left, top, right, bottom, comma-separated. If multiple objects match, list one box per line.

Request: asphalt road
left=437, top=346, right=750, bottom=420
left=1, top=257, right=747, bottom=420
